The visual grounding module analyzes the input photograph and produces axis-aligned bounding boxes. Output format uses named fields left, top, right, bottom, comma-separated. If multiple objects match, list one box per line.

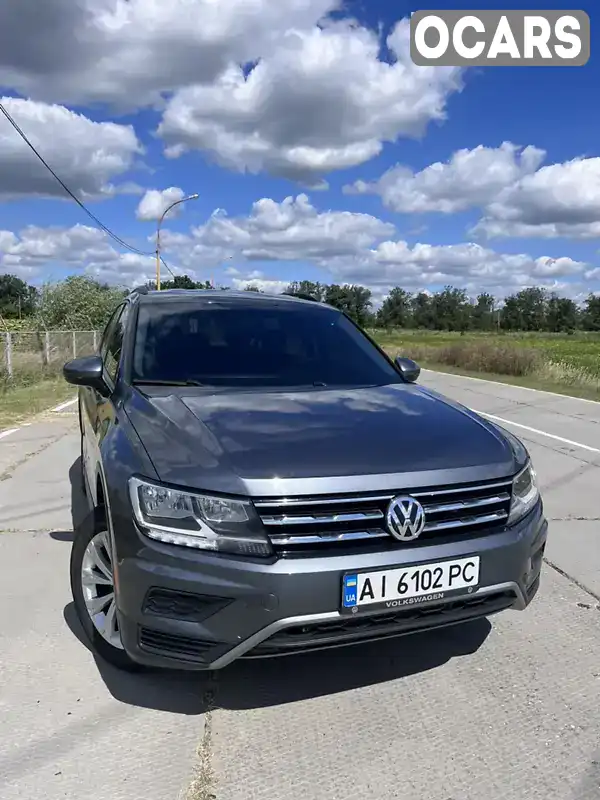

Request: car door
left=82, top=304, right=128, bottom=499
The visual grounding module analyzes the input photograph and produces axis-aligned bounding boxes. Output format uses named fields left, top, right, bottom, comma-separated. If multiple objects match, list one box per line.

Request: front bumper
left=113, top=502, right=547, bottom=670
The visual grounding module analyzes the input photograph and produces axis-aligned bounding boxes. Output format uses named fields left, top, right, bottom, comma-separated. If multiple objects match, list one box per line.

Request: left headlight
left=507, top=461, right=540, bottom=525
left=128, top=477, right=273, bottom=557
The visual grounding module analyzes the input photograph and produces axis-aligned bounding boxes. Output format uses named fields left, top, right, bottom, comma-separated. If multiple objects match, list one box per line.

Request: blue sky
left=0, top=0, right=598, bottom=303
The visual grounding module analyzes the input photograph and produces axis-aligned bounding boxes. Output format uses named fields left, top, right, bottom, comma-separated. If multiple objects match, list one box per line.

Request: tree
left=284, top=280, right=326, bottom=302
left=0, top=274, right=37, bottom=319
left=376, top=287, right=411, bottom=328
left=545, top=294, right=579, bottom=332
left=581, top=293, right=600, bottom=331
left=431, top=286, right=471, bottom=331
left=471, top=292, right=496, bottom=331
left=160, top=274, right=199, bottom=290
left=36, top=276, right=125, bottom=329
left=515, top=287, right=548, bottom=331
left=244, top=285, right=263, bottom=292
left=410, top=292, right=435, bottom=329
left=500, top=294, right=523, bottom=331
left=323, top=284, right=372, bottom=326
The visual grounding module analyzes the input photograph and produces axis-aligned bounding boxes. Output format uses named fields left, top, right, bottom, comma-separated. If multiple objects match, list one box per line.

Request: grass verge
left=0, top=378, right=75, bottom=429
left=409, top=361, right=600, bottom=402
left=379, top=338, right=600, bottom=403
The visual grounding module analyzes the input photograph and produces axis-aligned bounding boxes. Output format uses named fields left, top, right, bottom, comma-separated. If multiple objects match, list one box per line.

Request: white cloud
left=157, top=19, right=463, bottom=182
left=1, top=198, right=596, bottom=302
left=0, top=223, right=154, bottom=284
left=229, top=270, right=290, bottom=293
left=472, top=156, right=600, bottom=240
left=344, top=142, right=545, bottom=213
left=0, top=0, right=338, bottom=109
left=136, top=187, right=186, bottom=221
left=161, top=193, right=395, bottom=264
left=319, top=241, right=590, bottom=302
left=0, top=97, right=143, bottom=200
left=346, top=141, right=600, bottom=241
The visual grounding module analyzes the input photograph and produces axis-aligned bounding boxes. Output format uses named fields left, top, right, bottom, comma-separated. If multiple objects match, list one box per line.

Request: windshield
left=132, top=301, right=402, bottom=389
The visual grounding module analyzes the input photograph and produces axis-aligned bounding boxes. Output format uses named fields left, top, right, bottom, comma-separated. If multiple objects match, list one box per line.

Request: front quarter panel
left=97, top=399, right=159, bottom=561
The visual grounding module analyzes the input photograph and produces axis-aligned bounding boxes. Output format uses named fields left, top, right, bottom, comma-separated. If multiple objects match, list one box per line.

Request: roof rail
left=282, top=292, right=319, bottom=302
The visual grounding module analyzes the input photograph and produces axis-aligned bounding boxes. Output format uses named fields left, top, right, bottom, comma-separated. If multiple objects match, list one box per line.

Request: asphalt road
left=1, top=372, right=599, bottom=800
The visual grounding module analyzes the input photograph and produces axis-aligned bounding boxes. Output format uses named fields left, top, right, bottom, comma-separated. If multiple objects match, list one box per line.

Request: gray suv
left=63, top=288, right=547, bottom=672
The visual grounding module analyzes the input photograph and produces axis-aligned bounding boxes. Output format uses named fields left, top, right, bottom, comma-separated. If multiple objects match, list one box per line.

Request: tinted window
left=103, top=304, right=128, bottom=382
left=132, top=301, right=401, bottom=389
left=99, top=307, right=121, bottom=358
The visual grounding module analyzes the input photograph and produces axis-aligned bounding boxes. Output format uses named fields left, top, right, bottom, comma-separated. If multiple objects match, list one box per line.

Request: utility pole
left=155, top=193, right=199, bottom=290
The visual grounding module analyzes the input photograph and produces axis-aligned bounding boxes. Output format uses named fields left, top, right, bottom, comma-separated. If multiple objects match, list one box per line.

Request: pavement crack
left=0, top=425, right=75, bottom=481
left=544, top=557, right=600, bottom=603
left=183, top=676, right=219, bottom=800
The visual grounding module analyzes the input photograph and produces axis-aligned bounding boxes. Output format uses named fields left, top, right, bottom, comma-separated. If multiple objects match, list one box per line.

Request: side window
left=103, top=304, right=129, bottom=383
left=99, top=307, right=121, bottom=359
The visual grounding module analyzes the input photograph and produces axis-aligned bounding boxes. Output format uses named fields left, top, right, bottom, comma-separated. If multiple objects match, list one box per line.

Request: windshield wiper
left=133, top=379, right=204, bottom=387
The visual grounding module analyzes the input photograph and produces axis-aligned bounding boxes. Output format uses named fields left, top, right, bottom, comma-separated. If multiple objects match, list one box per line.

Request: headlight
left=508, top=461, right=540, bottom=525
left=128, top=477, right=272, bottom=557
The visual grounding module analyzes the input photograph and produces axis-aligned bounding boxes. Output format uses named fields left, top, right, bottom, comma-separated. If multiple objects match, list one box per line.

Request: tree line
left=1, top=272, right=599, bottom=333
left=283, top=281, right=600, bottom=333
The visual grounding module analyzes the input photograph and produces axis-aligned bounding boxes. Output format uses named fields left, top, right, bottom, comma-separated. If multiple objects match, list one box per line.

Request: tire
left=70, top=505, right=143, bottom=672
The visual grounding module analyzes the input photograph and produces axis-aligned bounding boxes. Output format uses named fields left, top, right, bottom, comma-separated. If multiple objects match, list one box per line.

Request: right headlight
left=508, top=461, right=540, bottom=525
left=128, top=476, right=273, bottom=557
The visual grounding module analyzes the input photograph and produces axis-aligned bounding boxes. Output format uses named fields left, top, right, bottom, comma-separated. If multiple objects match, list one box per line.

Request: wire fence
left=1, top=330, right=101, bottom=383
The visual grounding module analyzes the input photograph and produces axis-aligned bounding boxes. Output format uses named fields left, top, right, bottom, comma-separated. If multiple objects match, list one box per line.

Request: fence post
left=93, top=330, right=98, bottom=352
left=72, top=330, right=77, bottom=359
left=5, top=332, right=13, bottom=379
left=44, top=331, right=50, bottom=366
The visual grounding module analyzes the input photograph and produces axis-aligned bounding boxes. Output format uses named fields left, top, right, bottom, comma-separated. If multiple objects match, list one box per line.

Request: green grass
left=372, top=329, right=600, bottom=402
left=0, top=378, right=75, bottom=429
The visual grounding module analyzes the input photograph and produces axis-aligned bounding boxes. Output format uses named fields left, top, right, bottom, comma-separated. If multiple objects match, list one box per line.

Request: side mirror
left=394, top=356, right=420, bottom=383
left=63, top=355, right=110, bottom=396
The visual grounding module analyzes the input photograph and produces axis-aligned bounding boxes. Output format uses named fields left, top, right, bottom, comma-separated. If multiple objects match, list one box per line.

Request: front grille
left=247, top=590, right=517, bottom=656
left=254, top=477, right=513, bottom=557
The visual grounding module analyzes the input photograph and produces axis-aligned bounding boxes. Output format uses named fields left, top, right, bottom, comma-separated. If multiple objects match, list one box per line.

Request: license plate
left=341, top=556, right=480, bottom=614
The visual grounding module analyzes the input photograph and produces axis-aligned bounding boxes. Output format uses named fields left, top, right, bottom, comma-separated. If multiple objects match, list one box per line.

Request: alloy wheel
left=80, top=529, right=124, bottom=650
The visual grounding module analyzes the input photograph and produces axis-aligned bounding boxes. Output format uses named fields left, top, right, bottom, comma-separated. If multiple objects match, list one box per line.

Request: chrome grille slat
left=254, top=477, right=514, bottom=556
left=261, top=510, right=384, bottom=526
left=425, top=510, right=508, bottom=532
left=253, top=480, right=512, bottom=509
left=270, top=530, right=389, bottom=546
left=425, top=493, right=510, bottom=515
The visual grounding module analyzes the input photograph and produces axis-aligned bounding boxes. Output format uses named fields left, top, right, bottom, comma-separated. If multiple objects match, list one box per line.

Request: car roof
left=129, top=288, right=338, bottom=311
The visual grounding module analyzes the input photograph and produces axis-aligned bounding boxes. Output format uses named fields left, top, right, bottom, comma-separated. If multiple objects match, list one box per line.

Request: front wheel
left=70, top=507, right=142, bottom=672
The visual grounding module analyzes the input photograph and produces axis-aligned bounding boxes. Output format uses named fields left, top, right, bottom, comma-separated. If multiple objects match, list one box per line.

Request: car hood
left=124, top=383, right=521, bottom=496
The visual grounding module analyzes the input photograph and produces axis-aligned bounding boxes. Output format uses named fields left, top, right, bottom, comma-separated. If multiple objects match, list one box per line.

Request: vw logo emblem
left=385, top=496, right=426, bottom=542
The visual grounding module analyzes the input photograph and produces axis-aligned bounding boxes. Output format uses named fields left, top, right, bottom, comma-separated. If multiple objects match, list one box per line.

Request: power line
left=160, top=255, right=176, bottom=279
left=0, top=101, right=154, bottom=258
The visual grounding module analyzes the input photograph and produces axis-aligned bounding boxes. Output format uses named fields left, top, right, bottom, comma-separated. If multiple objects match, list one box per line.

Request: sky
left=0, top=0, right=599, bottom=307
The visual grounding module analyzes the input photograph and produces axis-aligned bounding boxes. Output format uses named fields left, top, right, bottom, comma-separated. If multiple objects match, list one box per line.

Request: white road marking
left=52, top=398, right=77, bottom=412
left=423, top=368, right=600, bottom=406
left=477, top=411, right=600, bottom=454
left=0, top=428, right=19, bottom=440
